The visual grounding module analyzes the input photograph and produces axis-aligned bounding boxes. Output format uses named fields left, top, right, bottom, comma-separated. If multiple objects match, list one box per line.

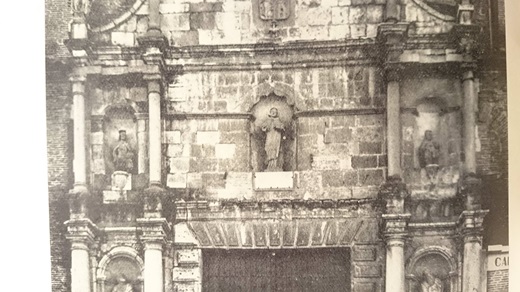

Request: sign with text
left=487, top=252, right=509, bottom=271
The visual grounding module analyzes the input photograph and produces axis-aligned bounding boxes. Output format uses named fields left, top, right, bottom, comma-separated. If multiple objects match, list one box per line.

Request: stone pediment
left=87, top=0, right=145, bottom=32
left=175, top=217, right=379, bottom=248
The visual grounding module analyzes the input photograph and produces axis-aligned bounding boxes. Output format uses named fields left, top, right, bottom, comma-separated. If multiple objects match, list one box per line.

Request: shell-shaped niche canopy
left=87, top=0, right=143, bottom=31
left=102, top=256, right=142, bottom=292
left=250, top=93, right=295, bottom=172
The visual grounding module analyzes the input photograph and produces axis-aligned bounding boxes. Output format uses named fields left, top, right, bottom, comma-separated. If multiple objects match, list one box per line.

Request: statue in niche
left=112, top=276, right=133, bottom=292
left=420, top=271, right=444, bottom=292
left=418, top=130, right=440, bottom=179
left=113, top=130, right=134, bottom=173
left=261, top=107, right=285, bottom=171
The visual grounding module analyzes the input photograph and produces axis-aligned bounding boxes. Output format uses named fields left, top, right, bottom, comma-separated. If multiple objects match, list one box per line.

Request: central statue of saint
left=113, top=130, right=134, bottom=173
left=420, top=271, right=444, bottom=292
left=261, top=107, right=285, bottom=171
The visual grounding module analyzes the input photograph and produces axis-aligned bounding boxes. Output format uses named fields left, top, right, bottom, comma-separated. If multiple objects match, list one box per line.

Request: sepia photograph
left=38, top=0, right=513, bottom=291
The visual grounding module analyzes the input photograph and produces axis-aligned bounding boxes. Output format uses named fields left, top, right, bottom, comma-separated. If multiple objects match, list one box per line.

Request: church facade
left=46, top=0, right=508, bottom=291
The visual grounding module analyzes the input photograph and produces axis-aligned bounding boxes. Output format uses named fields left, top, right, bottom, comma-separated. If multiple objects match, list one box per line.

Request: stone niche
left=101, top=105, right=138, bottom=202
left=97, top=250, right=144, bottom=292
left=402, top=96, right=462, bottom=212
left=406, top=249, right=457, bottom=292
left=250, top=93, right=296, bottom=190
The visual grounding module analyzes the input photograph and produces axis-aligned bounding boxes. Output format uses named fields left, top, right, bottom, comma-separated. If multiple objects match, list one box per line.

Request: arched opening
left=97, top=247, right=144, bottom=292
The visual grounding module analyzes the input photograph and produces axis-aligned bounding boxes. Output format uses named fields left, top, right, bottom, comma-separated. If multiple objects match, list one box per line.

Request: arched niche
left=96, top=246, right=144, bottom=292
left=250, top=93, right=295, bottom=172
left=242, top=81, right=304, bottom=113
left=103, top=104, right=138, bottom=176
left=406, top=247, right=458, bottom=292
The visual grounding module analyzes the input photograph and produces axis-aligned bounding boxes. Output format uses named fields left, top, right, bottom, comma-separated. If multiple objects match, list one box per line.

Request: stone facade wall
left=46, top=0, right=72, bottom=58
left=89, top=0, right=457, bottom=47
left=46, top=70, right=73, bottom=292
left=163, top=65, right=385, bottom=200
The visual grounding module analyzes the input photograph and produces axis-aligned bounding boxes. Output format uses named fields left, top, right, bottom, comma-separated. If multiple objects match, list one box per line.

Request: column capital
left=65, top=218, right=99, bottom=247
left=382, top=213, right=411, bottom=236
left=137, top=217, right=171, bottom=246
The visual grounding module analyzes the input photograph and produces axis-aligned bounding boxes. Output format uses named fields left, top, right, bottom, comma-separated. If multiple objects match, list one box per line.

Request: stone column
left=379, top=178, right=410, bottom=292
left=66, top=218, right=98, bottom=292
left=144, top=242, right=164, bottom=292
left=387, top=72, right=401, bottom=177
left=147, top=0, right=161, bottom=36
left=136, top=114, right=148, bottom=174
left=138, top=218, right=171, bottom=292
left=385, top=0, right=399, bottom=22
left=71, top=76, right=88, bottom=187
left=460, top=210, right=488, bottom=292
left=146, top=78, right=162, bottom=186
left=382, top=214, right=410, bottom=292
left=462, top=70, right=477, bottom=174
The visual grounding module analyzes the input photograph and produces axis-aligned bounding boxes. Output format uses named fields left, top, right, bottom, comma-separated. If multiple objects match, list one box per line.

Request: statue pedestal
left=253, top=171, right=294, bottom=190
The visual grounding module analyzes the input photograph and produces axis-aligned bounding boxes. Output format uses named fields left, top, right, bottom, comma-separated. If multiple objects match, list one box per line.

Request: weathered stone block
left=172, top=267, right=201, bottom=281
left=350, top=24, right=367, bottom=38
left=170, top=30, right=200, bottom=46
left=176, top=249, right=200, bottom=264
left=377, top=155, right=387, bottom=167
left=202, top=172, right=226, bottom=188
left=111, top=32, right=135, bottom=46
left=162, top=13, right=190, bottom=31
left=353, top=282, right=376, bottom=292
left=366, top=5, right=383, bottom=23
left=359, top=142, right=382, bottom=154
left=215, top=144, right=236, bottom=159
left=187, top=172, right=203, bottom=188
left=170, top=157, right=190, bottom=173
left=300, top=26, right=329, bottom=40
left=324, top=128, right=352, bottom=143
left=196, top=131, right=220, bottom=144
left=352, top=0, right=374, bottom=4
left=190, top=2, right=223, bottom=12
left=103, top=190, right=123, bottom=203
left=160, top=3, right=190, bottom=13
left=352, top=155, right=378, bottom=169
left=167, top=144, right=183, bottom=158
left=167, top=173, right=187, bottom=188
left=322, top=170, right=357, bottom=187
left=190, top=12, right=217, bottom=30
left=354, top=264, right=382, bottom=278
left=366, top=24, right=378, bottom=38
left=358, top=169, right=384, bottom=186
left=353, top=246, right=377, bottom=261
left=349, top=6, right=366, bottom=23
left=331, top=7, right=349, bottom=25
left=92, top=159, right=105, bottom=174
left=163, top=131, right=182, bottom=144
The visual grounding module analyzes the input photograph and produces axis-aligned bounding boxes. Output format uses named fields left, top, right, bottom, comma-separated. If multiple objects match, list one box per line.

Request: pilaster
left=138, top=218, right=171, bottom=292
left=66, top=218, right=99, bottom=292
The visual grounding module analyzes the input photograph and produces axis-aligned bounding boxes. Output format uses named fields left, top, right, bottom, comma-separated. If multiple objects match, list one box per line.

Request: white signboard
left=487, top=253, right=509, bottom=271
left=254, top=171, right=294, bottom=190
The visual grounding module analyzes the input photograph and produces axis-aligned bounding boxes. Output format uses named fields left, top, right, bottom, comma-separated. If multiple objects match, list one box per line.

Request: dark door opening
left=202, top=248, right=350, bottom=292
